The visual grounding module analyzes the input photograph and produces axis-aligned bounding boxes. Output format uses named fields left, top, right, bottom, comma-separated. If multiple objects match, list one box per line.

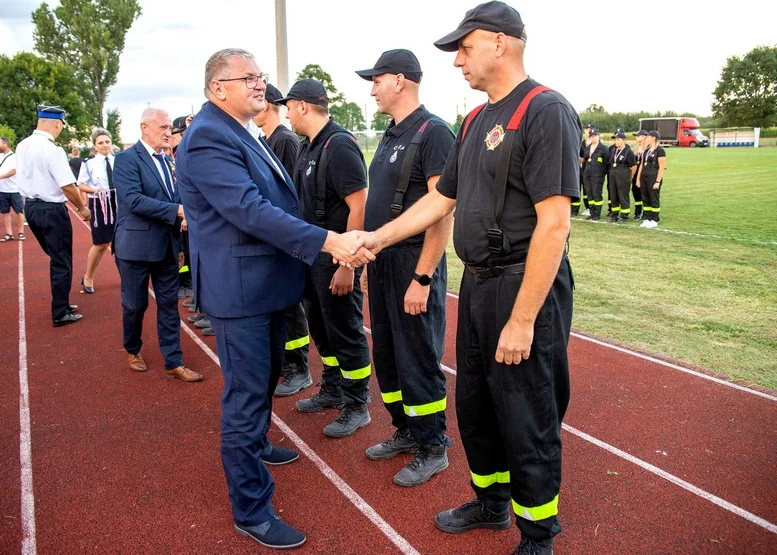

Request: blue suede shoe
left=261, top=443, right=300, bottom=466
left=234, top=516, right=306, bottom=549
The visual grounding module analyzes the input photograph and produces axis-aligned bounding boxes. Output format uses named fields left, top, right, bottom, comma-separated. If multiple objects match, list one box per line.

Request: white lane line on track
left=362, top=325, right=777, bottom=535
left=441, top=291, right=776, bottom=402
left=67, top=205, right=420, bottom=555
left=18, top=240, right=37, bottom=555
left=175, top=316, right=421, bottom=555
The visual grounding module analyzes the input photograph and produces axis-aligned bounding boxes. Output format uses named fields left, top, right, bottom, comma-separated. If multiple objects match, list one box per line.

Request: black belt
left=465, top=261, right=526, bottom=279
left=25, top=198, right=63, bottom=205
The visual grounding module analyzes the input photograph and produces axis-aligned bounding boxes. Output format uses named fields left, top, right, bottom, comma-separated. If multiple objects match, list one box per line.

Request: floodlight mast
left=275, top=0, right=290, bottom=94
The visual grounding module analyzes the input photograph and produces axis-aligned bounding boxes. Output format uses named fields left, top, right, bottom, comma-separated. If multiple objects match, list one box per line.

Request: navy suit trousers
left=115, top=243, right=183, bottom=369
left=210, top=310, right=286, bottom=526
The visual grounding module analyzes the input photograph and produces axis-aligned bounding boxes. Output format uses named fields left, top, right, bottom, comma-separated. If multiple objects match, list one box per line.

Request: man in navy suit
left=113, top=108, right=203, bottom=382
left=175, top=49, right=370, bottom=549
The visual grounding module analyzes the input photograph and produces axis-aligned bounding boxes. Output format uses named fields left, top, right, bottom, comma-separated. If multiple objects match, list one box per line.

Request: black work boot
left=295, top=385, right=344, bottom=413
left=365, top=428, right=417, bottom=461
left=513, top=536, right=554, bottom=555
left=435, top=498, right=511, bottom=533
left=393, top=444, right=448, bottom=486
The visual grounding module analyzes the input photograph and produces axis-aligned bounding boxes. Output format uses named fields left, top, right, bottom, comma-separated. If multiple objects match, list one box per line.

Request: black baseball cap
left=585, top=123, right=594, bottom=129
left=434, top=1, right=527, bottom=52
left=648, top=130, right=661, bottom=139
left=276, top=79, right=329, bottom=107
left=589, top=128, right=600, bottom=136
left=264, top=83, right=283, bottom=105
left=172, top=116, right=187, bottom=135
left=636, top=130, right=648, bottom=137
left=356, top=49, right=423, bottom=83
left=612, top=131, right=627, bottom=139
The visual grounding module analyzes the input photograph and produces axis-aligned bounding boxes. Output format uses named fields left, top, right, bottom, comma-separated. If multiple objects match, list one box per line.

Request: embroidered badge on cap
left=484, top=124, right=505, bottom=151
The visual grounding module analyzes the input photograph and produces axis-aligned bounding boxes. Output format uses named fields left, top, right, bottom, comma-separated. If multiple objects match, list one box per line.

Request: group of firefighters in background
left=574, top=123, right=667, bottom=228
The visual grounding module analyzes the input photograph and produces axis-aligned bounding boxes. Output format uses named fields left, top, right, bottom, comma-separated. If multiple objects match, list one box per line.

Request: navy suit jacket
left=113, top=142, right=181, bottom=262
left=175, top=102, right=327, bottom=318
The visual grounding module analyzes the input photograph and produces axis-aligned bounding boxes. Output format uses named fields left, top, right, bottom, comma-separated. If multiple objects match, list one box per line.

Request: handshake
left=322, top=230, right=383, bottom=268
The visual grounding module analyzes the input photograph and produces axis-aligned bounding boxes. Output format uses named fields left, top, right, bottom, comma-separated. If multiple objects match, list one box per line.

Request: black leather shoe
left=69, top=304, right=79, bottom=312
left=53, top=313, right=83, bottom=327
left=234, top=516, right=306, bottom=549
left=80, top=277, right=94, bottom=294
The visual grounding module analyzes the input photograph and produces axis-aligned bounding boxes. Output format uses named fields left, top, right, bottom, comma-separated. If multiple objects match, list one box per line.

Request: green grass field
left=365, top=147, right=777, bottom=389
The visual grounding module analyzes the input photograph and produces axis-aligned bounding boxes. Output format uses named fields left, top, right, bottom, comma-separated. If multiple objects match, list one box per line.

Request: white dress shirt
left=16, top=130, right=75, bottom=202
left=77, top=153, right=115, bottom=198
left=245, top=121, right=283, bottom=177
left=0, top=151, right=18, bottom=193
left=139, top=139, right=174, bottom=196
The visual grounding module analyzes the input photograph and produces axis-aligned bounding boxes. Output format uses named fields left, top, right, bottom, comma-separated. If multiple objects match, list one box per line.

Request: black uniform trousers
left=304, top=252, right=370, bottom=407
left=283, top=303, right=310, bottom=375
left=457, top=258, right=573, bottom=542
left=582, top=171, right=606, bottom=219
left=640, top=170, right=661, bottom=221
left=609, top=168, right=632, bottom=219
left=367, top=246, right=448, bottom=446
left=115, top=242, right=183, bottom=370
left=210, top=310, right=285, bottom=527
left=24, top=200, right=73, bottom=321
left=631, top=168, right=643, bottom=218
left=178, top=230, right=192, bottom=289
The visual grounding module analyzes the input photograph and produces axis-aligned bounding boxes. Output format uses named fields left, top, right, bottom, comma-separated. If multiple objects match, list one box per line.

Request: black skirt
left=89, top=190, right=117, bottom=245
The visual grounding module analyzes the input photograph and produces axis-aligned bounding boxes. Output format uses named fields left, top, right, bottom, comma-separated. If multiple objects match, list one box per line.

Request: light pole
left=275, top=0, right=289, bottom=94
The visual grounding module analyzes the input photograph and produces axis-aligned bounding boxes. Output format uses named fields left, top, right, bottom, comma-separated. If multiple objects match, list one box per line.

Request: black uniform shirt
left=642, top=145, right=666, bottom=170
left=583, top=142, right=610, bottom=177
left=365, top=105, right=455, bottom=249
left=608, top=144, right=636, bottom=169
left=266, top=124, right=300, bottom=183
left=436, top=79, right=582, bottom=266
left=293, top=118, right=367, bottom=232
left=69, top=156, right=83, bottom=179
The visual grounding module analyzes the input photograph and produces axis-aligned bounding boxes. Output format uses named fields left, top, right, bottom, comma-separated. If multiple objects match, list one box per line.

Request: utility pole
left=275, top=0, right=289, bottom=94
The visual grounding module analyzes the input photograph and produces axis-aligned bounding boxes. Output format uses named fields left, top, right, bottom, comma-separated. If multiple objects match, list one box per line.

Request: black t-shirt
left=293, top=119, right=367, bottom=232
left=608, top=144, right=637, bottom=170
left=69, top=156, right=83, bottom=178
left=582, top=142, right=610, bottom=177
left=266, top=124, right=300, bottom=183
left=641, top=145, right=666, bottom=170
left=365, top=106, right=455, bottom=249
left=436, top=79, right=582, bottom=266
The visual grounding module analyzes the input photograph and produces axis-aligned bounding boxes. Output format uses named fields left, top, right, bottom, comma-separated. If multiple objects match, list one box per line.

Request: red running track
left=1, top=207, right=776, bottom=554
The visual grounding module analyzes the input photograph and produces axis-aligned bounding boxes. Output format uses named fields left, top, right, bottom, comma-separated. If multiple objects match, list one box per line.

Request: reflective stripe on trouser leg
left=306, top=253, right=371, bottom=405
left=456, top=261, right=572, bottom=541
left=368, top=248, right=448, bottom=445
left=512, top=495, right=560, bottom=522
left=285, top=335, right=310, bottom=350
left=381, top=390, right=402, bottom=404
left=471, top=470, right=510, bottom=489
left=404, top=396, right=446, bottom=417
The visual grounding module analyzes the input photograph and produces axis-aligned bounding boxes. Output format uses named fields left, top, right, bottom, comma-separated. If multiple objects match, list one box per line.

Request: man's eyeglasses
left=217, top=73, right=269, bottom=89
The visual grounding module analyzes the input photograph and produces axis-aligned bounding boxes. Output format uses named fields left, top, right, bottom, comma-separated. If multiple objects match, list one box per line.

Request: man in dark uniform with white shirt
left=355, top=49, right=456, bottom=487
left=351, top=3, right=579, bottom=553
left=254, top=83, right=311, bottom=398
left=15, top=105, right=91, bottom=326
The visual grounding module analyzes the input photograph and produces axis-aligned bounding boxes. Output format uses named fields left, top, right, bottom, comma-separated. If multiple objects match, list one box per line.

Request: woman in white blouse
left=77, top=129, right=117, bottom=293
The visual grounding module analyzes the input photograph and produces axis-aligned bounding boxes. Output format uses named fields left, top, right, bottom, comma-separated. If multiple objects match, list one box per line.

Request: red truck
left=638, top=117, right=709, bottom=147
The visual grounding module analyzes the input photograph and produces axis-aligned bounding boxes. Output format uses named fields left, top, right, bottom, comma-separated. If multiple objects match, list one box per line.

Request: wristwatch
left=413, top=273, right=431, bottom=286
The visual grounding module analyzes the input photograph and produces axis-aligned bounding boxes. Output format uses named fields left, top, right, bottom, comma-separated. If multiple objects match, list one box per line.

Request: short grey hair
left=0, top=137, right=10, bottom=148
left=90, top=128, right=112, bottom=144
left=204, top=48, right=255, bottom=97
left=141, top=108, right=168, bottom=124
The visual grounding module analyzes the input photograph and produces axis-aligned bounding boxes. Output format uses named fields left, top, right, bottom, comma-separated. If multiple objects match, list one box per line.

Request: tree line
left=0, top=1, right=773, bottom=146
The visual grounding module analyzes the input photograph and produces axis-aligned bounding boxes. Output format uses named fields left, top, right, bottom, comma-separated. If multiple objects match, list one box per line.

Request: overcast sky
left=1, top=0, right=775, bottom=143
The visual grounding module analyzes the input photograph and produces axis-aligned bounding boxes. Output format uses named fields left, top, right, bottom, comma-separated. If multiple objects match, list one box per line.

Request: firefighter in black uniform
left=636, top=130, right=666, bottom=228
left=572, top=123, right=593, bottom=216
left=253, top=84, right=311, bottom=398
left=355, top=49, right=455, bottom=487
left=581, top=128, right=609, bottom=220
left=350, top=4, right=579, bottom=553
left=607, top=130, right=637, bottom=223
left=278, top=79, right=373, bottom=437
left=632, top=129, right=647, bottom=219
